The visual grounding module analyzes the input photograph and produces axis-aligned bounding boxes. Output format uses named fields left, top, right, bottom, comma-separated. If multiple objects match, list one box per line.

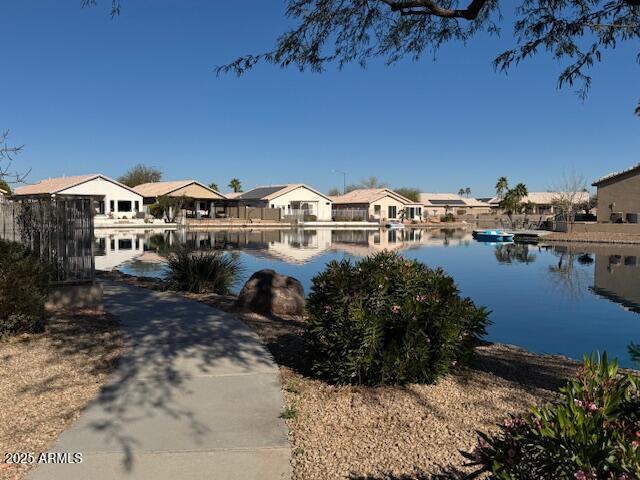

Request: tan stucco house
left=330, top=188, right=423, bottom=222
left=592, top=163, right=640, bottom=223
left=134, top=180, right=226, bottom=219
left=420, top=193, right=491, bottom=217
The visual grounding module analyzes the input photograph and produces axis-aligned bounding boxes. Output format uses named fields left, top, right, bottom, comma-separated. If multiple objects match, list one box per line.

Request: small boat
left=385, top=221, right=405, bottom=229
left=473, top=229, right=514, bottom=242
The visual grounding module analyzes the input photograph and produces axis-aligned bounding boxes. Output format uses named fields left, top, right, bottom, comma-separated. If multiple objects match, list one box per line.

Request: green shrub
left=305, top=251, right=489, bottom=385
left=0, top=240, right=49, bottom=335
left=440, top=213, right=456, bottom=222
left=464, top=353, right=640, bottom=480
left=166, top=247, right=241, bottom=294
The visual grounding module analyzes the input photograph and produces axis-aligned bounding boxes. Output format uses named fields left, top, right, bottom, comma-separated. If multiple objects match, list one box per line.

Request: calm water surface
left=96, top=227, right=640, bottom=368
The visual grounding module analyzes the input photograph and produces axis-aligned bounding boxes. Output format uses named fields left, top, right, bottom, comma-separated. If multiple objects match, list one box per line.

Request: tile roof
left=234, top=184, right=332, bottom=202
left=235, top=185, right=290, bottom=200
left=14, top=174, right=137, bottom=196
left=133, top=180, right=220, bottom=197
left=420, top=193, right=490, bottom=207
left=592, top=163, right=640, bottom=186
left=330, top=188, right=417, bottom=205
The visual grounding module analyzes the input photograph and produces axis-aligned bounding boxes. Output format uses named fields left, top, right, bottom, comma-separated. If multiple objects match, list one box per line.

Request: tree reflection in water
left=547, top=246, right=591, bottom=301
left=493, top=243, right=537, bottom=264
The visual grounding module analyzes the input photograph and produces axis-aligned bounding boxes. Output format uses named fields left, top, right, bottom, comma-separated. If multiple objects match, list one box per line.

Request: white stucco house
left=231, top=184, right=334, bottom=221
left=14, top=174, right=144, bottom=219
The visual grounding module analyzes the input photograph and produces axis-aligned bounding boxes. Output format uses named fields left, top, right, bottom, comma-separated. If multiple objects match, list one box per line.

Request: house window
left=110, top=200, right=115, bottom=212
left=388, top=206, right=397, bottom=219
left=374, top=205, right=381, bottom=216
left=117, top=201, right=132, bottom=212
left=118, top=239, right=132, bottom=250
left=134, top=201, right=140, bottom=212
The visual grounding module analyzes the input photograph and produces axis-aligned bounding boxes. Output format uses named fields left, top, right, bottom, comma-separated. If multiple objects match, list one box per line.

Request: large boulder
left=236, top=269, right=305, bottom=316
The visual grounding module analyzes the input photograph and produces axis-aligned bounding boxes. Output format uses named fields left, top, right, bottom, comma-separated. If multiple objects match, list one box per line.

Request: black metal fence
left=0, top=196, right=95, bottom=284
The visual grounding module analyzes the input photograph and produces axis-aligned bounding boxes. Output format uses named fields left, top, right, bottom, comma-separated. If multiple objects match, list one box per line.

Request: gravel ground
left=545, top=232, right=640, bottom=244
left=0, top=310, right=123, bottom=480
left=241, top=314, right=578, bottom=480
left=101, top=271, right=582, bottom=479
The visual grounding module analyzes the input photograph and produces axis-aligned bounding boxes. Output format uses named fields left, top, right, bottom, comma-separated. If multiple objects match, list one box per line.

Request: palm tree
left=512, top=183, right=528, bottom=200
left=458, top=188, right=465, bottom=197
left=228, top=178, right=242, bottom=192
left=495, top=177, right=509, bottom=199
left=209, top=182, right=219, bottom=191
left=464, top=187, right=471, bottom=198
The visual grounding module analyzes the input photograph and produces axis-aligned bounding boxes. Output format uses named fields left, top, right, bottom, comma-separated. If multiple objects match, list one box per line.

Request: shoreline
left=543, top=231, right=640, bottom=245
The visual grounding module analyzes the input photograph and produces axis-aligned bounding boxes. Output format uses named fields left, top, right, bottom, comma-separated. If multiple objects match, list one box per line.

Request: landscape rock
left=236, top=269, right=305, bottom=316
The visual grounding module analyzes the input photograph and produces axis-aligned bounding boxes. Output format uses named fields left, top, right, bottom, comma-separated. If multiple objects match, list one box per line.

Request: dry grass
left=102, top=271, right=581, bottom=479
left=0, top=310, right=123, bottom=480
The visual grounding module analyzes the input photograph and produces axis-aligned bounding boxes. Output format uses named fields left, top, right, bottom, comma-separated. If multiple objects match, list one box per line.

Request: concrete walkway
left=31, top=282, right=291, bottom=480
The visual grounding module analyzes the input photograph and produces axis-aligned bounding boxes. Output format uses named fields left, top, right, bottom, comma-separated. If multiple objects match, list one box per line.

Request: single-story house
left=420, top=193, right=491, bottom=217
left=592, top=163, right=640, bottom=223
left=13, top=174, right=144, bottom=219
left=485, top=191, right=590, bottom=215
left=230, top=184, right=333, bottom=221
left=0, top=188, right=6, bottom=196
left=133, top=180, right=226, bottom=219
left=330, top=188, right=423, bottom=222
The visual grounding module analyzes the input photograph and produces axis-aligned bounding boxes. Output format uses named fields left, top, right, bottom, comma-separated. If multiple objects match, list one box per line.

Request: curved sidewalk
left=30, top=281, right=291, bottom=480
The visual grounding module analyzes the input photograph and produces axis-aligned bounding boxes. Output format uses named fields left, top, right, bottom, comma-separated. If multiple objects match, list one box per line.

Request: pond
left=95, top=227, right=640, bottom=368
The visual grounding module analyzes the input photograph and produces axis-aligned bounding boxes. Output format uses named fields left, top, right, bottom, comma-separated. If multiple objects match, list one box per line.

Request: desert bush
left=166, top=247, right=241, bottom=294
left=0, top=240, right=49, bottom=335
left=440, top=213, right=456, bottom=222
left=305, top=251, right=489, bottom=385
left=465, top=353, right=640, bottom=480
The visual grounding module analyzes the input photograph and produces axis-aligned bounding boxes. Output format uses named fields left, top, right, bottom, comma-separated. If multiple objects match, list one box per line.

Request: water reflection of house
left=94, top=229, right=147, bottom=270
left=133, top=227, right=475, bottom=269
left=591, top=244, right=640, bottom=313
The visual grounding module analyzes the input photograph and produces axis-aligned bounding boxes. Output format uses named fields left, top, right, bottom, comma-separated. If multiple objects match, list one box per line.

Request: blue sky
left=2, top=1, right=639, bottom=196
